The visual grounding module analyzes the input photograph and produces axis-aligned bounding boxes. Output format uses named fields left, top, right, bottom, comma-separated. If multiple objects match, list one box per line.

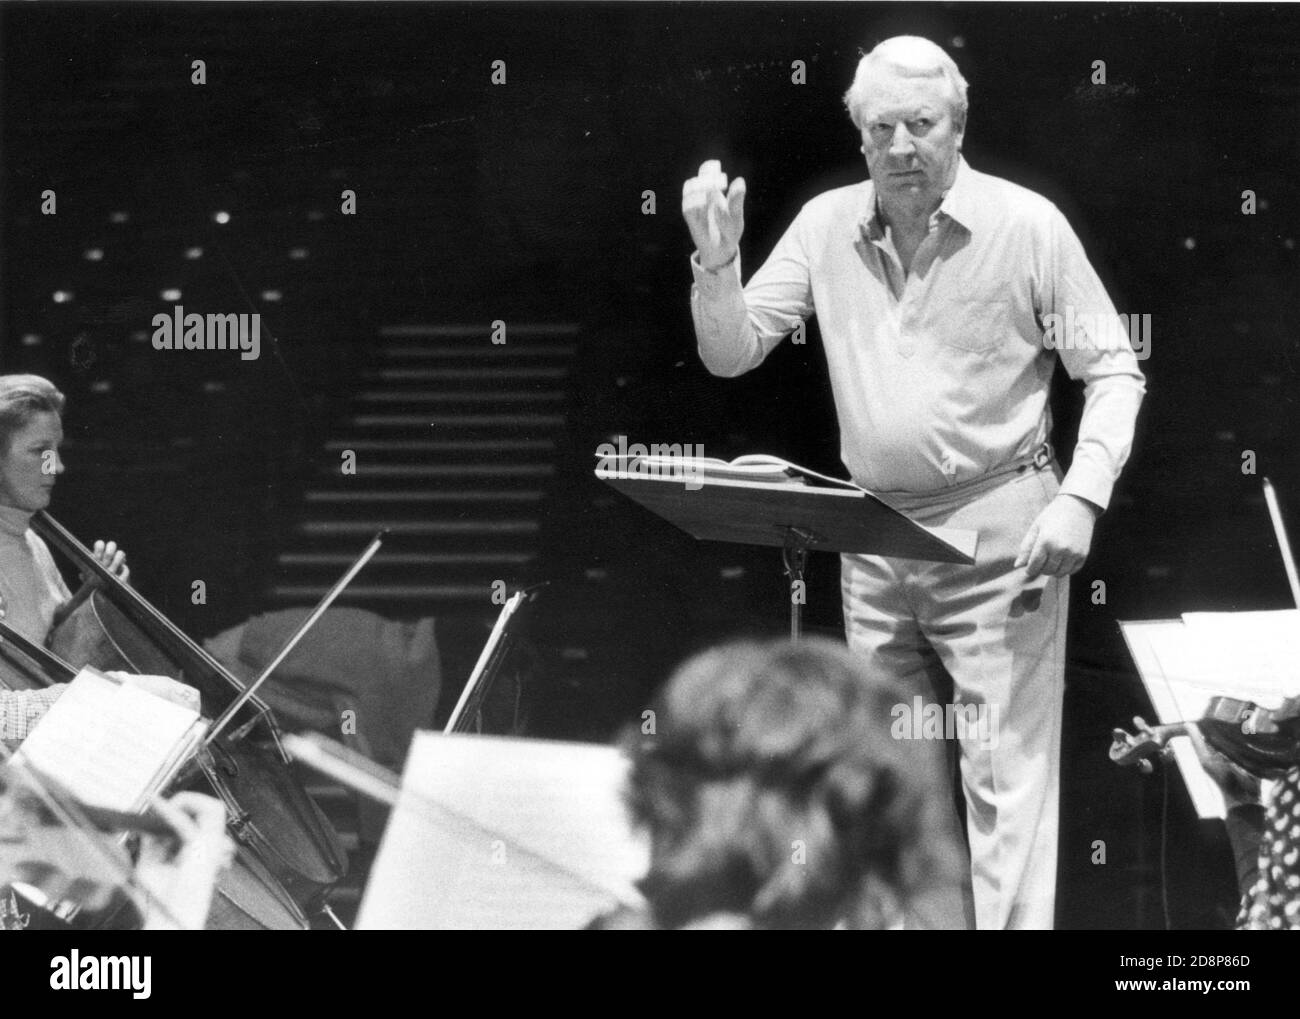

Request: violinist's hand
left=109, top=671, right=201, bottom=714
left=136, top=792, right=234, bottom=931
left=91, top=540, right=129, bottom=584
left=1014, top=494, right=1099, bottom=579
left=682, top=160, right=746, bottom=272
left=1186, top=724, right=1261, bottom=808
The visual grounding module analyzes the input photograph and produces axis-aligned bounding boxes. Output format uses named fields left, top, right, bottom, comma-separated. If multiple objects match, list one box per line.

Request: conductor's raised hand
left=682, top=160, right=746, bottom=271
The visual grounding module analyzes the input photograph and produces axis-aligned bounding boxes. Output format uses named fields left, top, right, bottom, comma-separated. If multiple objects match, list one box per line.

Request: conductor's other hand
left=682, top=160, right=746, bottom=271
left=1015, top=494, right=1098, bottom=579
left=91, top=539, right=129, bottom=585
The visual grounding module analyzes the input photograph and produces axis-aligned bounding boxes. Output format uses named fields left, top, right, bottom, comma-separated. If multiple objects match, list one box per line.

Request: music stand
left=444, top=583, right=545, bottom=733
left=596, top=467, right=977, bottom=638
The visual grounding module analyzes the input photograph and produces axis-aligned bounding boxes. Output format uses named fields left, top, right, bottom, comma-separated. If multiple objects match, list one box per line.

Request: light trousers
left=842, top=460, right=1066, bottom=930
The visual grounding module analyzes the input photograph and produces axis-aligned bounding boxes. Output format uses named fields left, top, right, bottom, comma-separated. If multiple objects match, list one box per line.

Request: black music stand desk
left=596, top=468, right=978, bottom=638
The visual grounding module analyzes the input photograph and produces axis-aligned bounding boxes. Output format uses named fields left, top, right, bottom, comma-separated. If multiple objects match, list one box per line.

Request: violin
left=1110, top=695, right=1300, bottom=779
left=1115, top=481, right=1300, bottom=779
left=0, top=753, right=298, bottom=930
left=0, top=756, right=177, bottom=928
left=29, top=511, right=349, bottom=915
left=0, top=621, right=308, bottom=929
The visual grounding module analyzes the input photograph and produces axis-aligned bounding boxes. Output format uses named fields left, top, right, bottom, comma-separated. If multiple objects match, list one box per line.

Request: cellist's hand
left=107, top=671, right=201, bottom=714
left=90, top=540, right=129, bottom=584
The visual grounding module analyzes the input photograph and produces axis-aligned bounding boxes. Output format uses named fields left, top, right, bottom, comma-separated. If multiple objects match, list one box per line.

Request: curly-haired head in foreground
left=620, top=636, right=966, bottom=929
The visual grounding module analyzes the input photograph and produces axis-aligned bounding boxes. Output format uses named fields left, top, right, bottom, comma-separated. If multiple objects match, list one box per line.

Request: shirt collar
left=858, top=155, right=979, bottom=241
left=937, top=155, right=979, bottom=232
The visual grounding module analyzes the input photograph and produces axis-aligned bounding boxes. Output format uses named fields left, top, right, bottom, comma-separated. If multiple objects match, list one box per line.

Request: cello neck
left=32, top=510, right=276, bottom=724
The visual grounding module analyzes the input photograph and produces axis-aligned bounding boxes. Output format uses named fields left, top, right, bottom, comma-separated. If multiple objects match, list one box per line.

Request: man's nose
left=888, top=123, right=916, bottom=157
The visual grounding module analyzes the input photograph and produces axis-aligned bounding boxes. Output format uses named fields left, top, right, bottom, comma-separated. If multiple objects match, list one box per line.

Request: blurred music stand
left=352, top=732, right=648, bottom=930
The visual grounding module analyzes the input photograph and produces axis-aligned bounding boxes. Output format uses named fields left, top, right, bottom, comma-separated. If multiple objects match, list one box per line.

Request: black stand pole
left=781, top=526, right=816, bottom=641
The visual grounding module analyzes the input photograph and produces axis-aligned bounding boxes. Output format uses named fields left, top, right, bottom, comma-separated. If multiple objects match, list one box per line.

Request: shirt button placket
left=897, top=295, right=917, bottom=359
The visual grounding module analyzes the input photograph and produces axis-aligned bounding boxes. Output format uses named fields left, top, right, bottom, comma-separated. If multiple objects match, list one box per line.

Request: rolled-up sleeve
left=690, top=211, right=817, bottom=378
left=1038, top=207, right=1147, bottom=511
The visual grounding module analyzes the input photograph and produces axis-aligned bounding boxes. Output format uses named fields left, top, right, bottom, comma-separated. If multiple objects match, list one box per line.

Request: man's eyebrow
left=868, top=105, right=937, bottom=122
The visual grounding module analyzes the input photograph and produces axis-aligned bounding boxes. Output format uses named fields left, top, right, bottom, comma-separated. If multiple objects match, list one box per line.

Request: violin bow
left=207, top=530, right=387, bottom=747
left=1262, top=477, right=1300, bottom=607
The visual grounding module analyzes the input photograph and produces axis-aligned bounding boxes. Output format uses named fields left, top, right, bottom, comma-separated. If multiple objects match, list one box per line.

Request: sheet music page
left=1178, top=609, right=1300, bottom=707
left=13, top=667, right=202, bottom=813
left=1122, top=621, right=1227, bottom=818
left=358, top=732, right=650, bottom=929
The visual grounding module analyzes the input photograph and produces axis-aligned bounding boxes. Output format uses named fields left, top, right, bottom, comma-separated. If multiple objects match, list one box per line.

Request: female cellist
left=0, top=372, right=204, bottom=928
left=0, top=372, right=347, bottom=926
left=0, top=373, right=190, bottom=739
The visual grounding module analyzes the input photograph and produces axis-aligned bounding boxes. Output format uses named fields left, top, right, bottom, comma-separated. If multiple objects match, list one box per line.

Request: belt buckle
left=1032, top=443, right=1052, bottom=470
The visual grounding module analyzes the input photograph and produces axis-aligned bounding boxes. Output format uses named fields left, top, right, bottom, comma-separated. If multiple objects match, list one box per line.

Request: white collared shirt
left=690, top=158, right=1146, bottom=507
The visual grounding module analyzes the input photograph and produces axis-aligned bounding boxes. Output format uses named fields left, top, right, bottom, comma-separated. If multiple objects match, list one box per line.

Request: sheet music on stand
left=1120, top=608, right=1300, bottom=818
left=11, top=666, right=208, bottom=814
left=355, top=733, right=649, bottom=929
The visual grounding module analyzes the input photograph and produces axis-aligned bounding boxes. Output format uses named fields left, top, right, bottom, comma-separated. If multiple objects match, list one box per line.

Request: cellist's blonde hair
left=0, top=374, right=65, bottom=453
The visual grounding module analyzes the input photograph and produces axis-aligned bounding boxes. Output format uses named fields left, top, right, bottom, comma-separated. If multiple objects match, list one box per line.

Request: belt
left=1005, top=440, right=1055, bottom=479
left=878, top=441, right=1056, bottom=512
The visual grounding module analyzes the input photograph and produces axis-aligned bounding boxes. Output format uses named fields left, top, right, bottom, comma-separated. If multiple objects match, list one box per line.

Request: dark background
left=2, top=2, right=1298, bottom=929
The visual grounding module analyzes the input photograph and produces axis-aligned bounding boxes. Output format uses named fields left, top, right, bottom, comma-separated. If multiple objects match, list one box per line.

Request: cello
left=32, top=510, right=352, bottom=919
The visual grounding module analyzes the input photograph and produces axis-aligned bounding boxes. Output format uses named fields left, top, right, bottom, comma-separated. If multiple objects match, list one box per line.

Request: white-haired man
left=681, top=35, right=1145, bottom=929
